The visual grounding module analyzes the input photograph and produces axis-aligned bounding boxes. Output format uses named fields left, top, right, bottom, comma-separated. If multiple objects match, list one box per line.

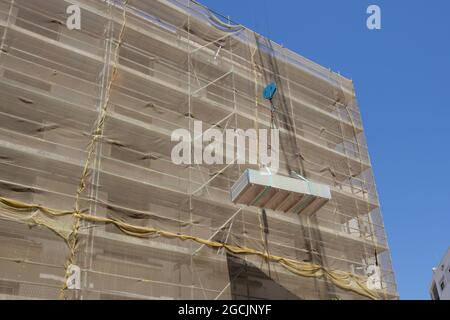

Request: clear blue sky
left=198, top=0, right=450, bottom=299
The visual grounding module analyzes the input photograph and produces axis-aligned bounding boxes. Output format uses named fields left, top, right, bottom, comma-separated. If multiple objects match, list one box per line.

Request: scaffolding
left=0, top=0, right=398, bottom=299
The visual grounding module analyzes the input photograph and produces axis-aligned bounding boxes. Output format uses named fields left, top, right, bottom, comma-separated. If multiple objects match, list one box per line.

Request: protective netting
left=0, top=0, right=398, bottom=300
left=0, top=196, right=380, bottom=299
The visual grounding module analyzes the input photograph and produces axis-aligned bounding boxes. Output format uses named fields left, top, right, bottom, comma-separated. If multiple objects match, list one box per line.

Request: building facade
left=430, top=248, right=450, bottom=300
left=0, top=0, right=397, bottom=299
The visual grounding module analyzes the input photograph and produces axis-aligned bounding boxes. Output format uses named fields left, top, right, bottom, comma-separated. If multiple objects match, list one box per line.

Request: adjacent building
left=430, top=248, right=450, bottom=300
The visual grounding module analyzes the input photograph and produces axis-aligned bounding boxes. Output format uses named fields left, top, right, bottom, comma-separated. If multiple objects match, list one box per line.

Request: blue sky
left=198, top=0, right=450, bottom=299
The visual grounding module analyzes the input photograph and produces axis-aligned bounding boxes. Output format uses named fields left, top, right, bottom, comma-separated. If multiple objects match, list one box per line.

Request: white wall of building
left=430, top=248, right=450, bottom=300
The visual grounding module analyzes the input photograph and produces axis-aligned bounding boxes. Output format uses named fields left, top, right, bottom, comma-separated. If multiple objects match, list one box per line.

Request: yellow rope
left=0, top=196, right=380, bottom=300
left=60, top=0, right=130, bottom=299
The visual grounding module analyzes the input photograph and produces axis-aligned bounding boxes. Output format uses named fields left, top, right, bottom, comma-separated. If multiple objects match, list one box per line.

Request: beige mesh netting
left=0, top=0, right=397, bottom=300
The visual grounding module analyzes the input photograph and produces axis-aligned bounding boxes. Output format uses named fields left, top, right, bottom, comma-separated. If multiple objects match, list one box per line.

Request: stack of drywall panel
left=231, top=169, right=331, bottom=215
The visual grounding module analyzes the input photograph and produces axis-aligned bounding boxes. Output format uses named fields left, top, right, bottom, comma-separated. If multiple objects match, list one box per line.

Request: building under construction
left=0, top=0, right=398, bottom=299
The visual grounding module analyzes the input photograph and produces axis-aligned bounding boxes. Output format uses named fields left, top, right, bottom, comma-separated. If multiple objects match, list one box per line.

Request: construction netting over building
left=0, top=0, right=398, bottom=299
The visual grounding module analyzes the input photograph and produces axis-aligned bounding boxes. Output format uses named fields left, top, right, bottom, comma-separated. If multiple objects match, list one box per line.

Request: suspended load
left=263, top=82, right=277, bottom=101
left=231, top=169, right=331, bottom=215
